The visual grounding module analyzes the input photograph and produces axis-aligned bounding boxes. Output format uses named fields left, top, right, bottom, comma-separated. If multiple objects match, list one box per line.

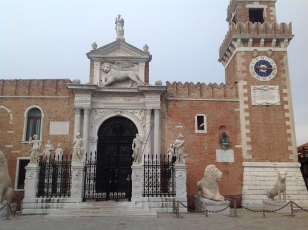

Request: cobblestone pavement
left=1, top=210, right=308, bottom=230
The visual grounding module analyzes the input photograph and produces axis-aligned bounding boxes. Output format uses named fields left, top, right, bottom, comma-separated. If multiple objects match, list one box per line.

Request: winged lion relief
left=101, top=62, right=145, bottom=87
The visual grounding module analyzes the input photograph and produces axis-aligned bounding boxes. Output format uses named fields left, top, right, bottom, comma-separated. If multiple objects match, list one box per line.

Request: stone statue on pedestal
left=55, top=143, right=63, bottom=162
left=167, top=144, right=174, bottom=161
left=174, top=133, right=185, bottom=164
left=70, top=133, right=84, bottom=164
left=42, top=140, right=53, bottom=163
left=267, top=171, right=287, bottom=202
left=28, top=134, right=42, bottom=165
left=115, top=14, right=124, bottom=40
left=132, top=134, right=144, bottom=164
left=0, top=150, right=13, bottom=206
left=220, top=132, right=229, bottom=150
left=197, top=165, right=224, bottom=201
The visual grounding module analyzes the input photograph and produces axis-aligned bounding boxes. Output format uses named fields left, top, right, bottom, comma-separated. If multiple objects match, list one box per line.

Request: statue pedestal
left=263, top=200, right=291, bottom=213
left=194, top=195, right=230, bottom=215
left=131, top=164, right=143, bottom=202
left=70, top=164, right=85, bottom=202
left=23, top=164, right=40, bottom=200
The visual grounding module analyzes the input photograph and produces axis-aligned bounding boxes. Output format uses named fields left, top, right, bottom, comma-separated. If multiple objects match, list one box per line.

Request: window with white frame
left=22, top=106, right=44, bottom=142
left=14, top=157, right=30, bottom=191
left=195, top=114, right=207, bottom=133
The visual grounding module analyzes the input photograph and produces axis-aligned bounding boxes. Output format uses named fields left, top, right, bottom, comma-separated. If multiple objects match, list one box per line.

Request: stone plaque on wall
left=75, top=95, right=91, bottom=101
left=49, top=122, right=69, bottom=135
left=251, top=85, right=281, bottom=106
left=216, top=150, right=234, bottom=163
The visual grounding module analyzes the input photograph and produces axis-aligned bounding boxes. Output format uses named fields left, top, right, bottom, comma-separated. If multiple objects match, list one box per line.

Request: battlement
left=166, top=81, right=238, bottom=99
left=219, top=22, right=293, bottom=65
left=0, top=79, right=72, bottom=96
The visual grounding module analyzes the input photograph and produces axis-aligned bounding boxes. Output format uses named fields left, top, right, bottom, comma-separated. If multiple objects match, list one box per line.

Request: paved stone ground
left=1, top=210, right=308, bottom=230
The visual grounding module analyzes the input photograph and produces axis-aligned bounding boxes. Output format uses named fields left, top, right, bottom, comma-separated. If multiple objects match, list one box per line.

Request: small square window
left=195, top=114, right=207, bottom=133
left=249, top=9, right=264, bottom=24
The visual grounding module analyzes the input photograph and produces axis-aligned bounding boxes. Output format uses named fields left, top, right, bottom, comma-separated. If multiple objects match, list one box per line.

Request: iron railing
left=143, top=154, right=175, bottom=197
left=37, top=155, right=72, bottom=198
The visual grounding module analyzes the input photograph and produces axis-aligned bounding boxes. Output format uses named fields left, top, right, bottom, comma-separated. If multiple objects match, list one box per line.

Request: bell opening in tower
left=249, top=9, right=264, bottom=24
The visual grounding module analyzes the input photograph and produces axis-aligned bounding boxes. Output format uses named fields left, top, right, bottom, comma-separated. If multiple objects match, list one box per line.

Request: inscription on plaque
left=251, top=85, right=281, bottom=105
left=216, top=150, right=234, bottom=163
left=49, top=122, right=69, bottom=135
left=75, top=95, right=91, bottom=101
left=92, top=97, right=144, bottom=103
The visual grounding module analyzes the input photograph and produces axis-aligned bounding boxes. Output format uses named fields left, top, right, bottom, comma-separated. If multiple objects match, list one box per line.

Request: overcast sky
left=0, top=0, right=307, bottom=146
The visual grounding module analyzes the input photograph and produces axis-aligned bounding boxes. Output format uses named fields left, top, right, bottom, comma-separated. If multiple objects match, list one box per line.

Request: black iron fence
left=37, top=155, right=72, bottom=198
left=143, top=154, right=175, bottom=197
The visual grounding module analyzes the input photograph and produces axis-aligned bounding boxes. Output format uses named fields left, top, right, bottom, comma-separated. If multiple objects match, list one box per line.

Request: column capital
left=83, top=107, right=92, bottom=113
left=145, top=109, right=152, bottom=115
left=154, top=108, right=161, bottom=114
left=74, top=106, right=82, bottom=114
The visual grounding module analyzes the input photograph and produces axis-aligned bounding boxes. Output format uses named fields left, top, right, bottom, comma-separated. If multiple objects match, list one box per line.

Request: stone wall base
left=242, top=162, right=308, bottom=208
left=194, top=195, right=230, bottom=215
left=22, top=198, right=82, bottom=215
left=263, top=200, right=291, bottom=213
left=132, top=197, right=187, bottom=213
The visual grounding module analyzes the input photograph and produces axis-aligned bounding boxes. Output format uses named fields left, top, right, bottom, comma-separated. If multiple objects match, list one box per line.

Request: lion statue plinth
left=267, top=171, right=287, bottom=202
left=197, top=165, right=224, bottom=201
left=0, top=150, right=14, bottom=206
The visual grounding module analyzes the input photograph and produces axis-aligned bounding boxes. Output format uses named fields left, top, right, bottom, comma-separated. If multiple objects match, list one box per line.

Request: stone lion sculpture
left=101, top=62, right=145, bottom=87
left=197, top=165, right=224, bottom=201
left=0, top=150, right=14, bottom=206
left=267, top=171, right=287, bottom=202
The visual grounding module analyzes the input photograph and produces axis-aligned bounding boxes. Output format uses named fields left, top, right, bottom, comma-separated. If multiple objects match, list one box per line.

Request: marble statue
left=91, top=42, right=97, bottom=50
left=132, top=134, right=144, bottom=164
left=55, top=143, right=63, bottom=162
left=101, top=62, right=145, bottom=87
left=197, top=165, right=224, bottom=201
left=28, top=134, right=42, bottom=165
left=0, top=150, right=13, bottom=206
left=267, top=171, right=287, bottom=202
left=221, top=132, right=229, bottom=150
left=42, top=140, right=53, bottom=163
left=115, top=14, right=124, bottom=40
left=70, top=133, right=84, bottom=164
left=174, top=133, right=185, bottom=163
left=167, top=144, right=174, bottom=161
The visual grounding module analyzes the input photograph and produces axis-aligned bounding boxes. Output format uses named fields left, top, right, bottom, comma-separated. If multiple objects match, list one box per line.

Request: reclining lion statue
left=0, top=150, right=14, bottom=206
left=197, top=165, right=224, bottom=201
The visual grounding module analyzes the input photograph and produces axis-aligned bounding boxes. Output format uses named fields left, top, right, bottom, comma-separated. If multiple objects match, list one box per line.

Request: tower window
left=195, top=114, right=207, bottom=133
left=249, top=9, right=264, bottom=23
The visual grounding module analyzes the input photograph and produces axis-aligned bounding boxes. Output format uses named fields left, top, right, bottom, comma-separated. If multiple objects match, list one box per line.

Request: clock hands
left=255, top=66, right=275, bottom=71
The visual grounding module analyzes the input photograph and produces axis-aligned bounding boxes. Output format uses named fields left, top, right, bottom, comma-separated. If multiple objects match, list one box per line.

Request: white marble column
left=74, top=106, right=81, bottom=137
left=93, top=62, right=100, bottom=85
left=154, top=109, right=161, bottom=157
left=131, top=164, right=143, bottom=202
left=144, top=109, right=152, bottom=157
left=83, top=107, right=91, bottom=157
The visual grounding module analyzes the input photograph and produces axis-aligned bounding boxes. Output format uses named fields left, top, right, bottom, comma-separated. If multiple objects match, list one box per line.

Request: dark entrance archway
left=95, top=116, right=137, bottom=201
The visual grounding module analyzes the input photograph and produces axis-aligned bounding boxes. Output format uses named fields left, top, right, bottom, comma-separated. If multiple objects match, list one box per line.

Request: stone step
left=45, top=201, right=157, bottom=218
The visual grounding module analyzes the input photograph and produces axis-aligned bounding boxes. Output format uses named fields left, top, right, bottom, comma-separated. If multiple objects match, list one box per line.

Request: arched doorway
left=96, top=116, right=138, bottom=201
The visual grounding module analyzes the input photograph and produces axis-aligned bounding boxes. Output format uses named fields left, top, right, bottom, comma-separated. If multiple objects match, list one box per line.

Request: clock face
left=250, top=56, right=277, bottom=81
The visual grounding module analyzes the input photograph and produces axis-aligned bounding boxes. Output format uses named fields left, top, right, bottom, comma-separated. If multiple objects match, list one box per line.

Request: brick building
left=0, top=0, right=307, bottom=212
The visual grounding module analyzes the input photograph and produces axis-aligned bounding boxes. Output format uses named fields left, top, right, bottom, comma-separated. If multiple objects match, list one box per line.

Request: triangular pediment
left=86, top=40, right=151, bottom=61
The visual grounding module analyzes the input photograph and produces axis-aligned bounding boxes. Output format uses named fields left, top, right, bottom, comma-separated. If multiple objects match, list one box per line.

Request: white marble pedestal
left=194, top=195, right=230, bottom=215
left=131, top=164, right=143, bottom=202
left=263, top=200, right=291, bottom=213
left=70, top=164, right=85, bottom=202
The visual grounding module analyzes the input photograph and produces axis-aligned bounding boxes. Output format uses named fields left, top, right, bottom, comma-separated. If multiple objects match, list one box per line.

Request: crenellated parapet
left=0, top=79, right=72, bottom=96
left=219, top=22, right=294, bottom=67
left=166, top=81, right=238, bottom=99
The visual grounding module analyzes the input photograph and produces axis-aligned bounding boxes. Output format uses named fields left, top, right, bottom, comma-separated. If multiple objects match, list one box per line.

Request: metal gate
left=83, top=116, right=137, bottom=201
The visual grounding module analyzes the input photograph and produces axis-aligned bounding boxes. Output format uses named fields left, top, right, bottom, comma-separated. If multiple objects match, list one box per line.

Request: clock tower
left=219, top=0, right=306, bottom=206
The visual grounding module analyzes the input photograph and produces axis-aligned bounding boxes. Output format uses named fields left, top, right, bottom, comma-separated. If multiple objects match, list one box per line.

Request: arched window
left=26, top=108, right=42, bottom=141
